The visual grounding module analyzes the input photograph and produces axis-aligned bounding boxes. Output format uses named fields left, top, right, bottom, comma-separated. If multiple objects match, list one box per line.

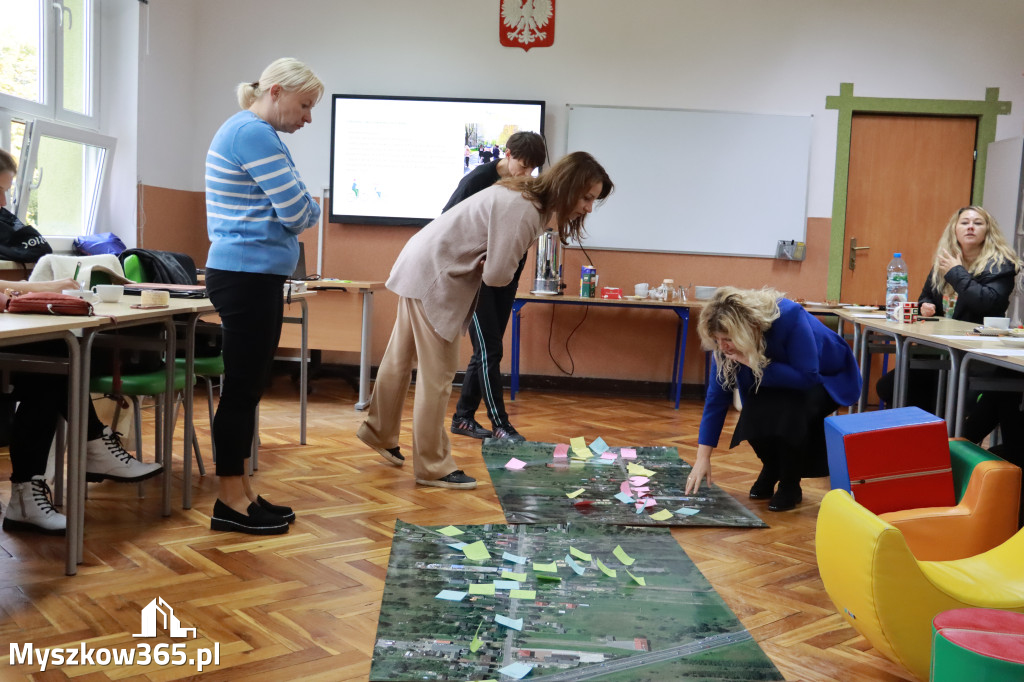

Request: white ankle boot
left=86, top=427, right=163, bottom=483
left=3, top=476, right=66, bottom=535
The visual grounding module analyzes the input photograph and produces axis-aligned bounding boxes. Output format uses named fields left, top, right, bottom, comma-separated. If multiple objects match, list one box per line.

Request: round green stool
left=931, top=607, right=1024, bottom=681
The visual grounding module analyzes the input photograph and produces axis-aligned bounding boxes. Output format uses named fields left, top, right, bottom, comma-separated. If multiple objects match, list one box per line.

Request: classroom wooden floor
left=0, top=376, right=917, bottom=681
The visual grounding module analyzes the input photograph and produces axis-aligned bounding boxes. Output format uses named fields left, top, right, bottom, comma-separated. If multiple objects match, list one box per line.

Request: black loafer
left=451, top=417, right=492, bottom=439
left=767, top=486, right=803, bottom=512
left=211, top=500, right=289, bottom=535
left=749, top=467, right=779, bottom=500
left=257, top=496, right=295, bottom=523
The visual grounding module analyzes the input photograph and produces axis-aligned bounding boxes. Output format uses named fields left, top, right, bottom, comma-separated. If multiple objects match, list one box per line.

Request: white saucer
left=531, top=290, right=559, bottom=296
left=844, top=305, right=878, bottom=312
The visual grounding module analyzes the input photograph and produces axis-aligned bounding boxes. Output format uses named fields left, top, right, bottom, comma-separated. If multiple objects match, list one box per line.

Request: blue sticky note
left=494, top=580, right=520, bottom=590
left=447, top=542, right=467, bottom=550
left=495, top=615, right=523, bottom=631
left=435, top=590, right=467, bottom=602
left=589, top=437, right=610, bottom=454
left=498, top=662, right=534, bottom=678
left=502, top=551, right=527, bottom=564
left=673, top=506, right=701, bottom=516
left=564, top=554, right=586, bottom=576
left=614, top=491, right=634, bottom=504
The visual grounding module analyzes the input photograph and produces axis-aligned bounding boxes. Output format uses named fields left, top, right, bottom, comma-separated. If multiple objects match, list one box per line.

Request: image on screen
left=329, top=95, right=545, bottom=226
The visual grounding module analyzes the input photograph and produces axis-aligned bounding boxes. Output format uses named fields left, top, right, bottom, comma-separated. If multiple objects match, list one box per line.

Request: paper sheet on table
left=436, top=590, right=467, bottom=601
left=495, top=615, right=524, bottom=631
left=438, top=526, right=464, bottom=536
left=589, top=437, right=610, bottom=454
left=620, top=447, right=637, bottom=459
left=461, top=540, right=491, bottom=561
left=613, top=545, right=636, bottom=566
left=505, top=457, right=527, bottom=470
left=972, top=348, right=1024, bottom=357
left=468, top=583, right=496, bottom=595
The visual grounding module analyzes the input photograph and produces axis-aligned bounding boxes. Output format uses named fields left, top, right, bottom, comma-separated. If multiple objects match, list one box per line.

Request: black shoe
left=415, top=469, right=477, bottom=489
left=210, top=500, right=289, bottom=535
left=767, top=484, right=803, bottom=512
left=257, top=496, right=295, bottom=523
left=357, top=428, right=405, bottom=466
left=492, top=423, right=526, bottom=443
left=450, top=417, right=493, bottom=439
left=749, top=466, right=779, bottom=500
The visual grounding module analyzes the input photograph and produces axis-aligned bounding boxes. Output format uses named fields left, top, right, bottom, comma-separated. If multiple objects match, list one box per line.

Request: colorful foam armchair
left=879, top=438, right=1021, bottom=561
left=816, top=488, right=1024, bottom=681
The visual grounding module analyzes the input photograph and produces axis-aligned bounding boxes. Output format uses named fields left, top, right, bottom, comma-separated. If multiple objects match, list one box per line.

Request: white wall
left=136, top=0, right=1024, bottom=220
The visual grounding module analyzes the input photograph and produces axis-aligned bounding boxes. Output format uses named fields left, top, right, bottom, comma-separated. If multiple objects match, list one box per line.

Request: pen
left=73, top=262, right=81, bottom=281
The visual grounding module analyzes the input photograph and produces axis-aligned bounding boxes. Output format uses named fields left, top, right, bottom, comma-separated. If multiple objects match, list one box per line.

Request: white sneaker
left=3, top=476, right=67, bottom=535
left=86, top=427, right=163, bottom=483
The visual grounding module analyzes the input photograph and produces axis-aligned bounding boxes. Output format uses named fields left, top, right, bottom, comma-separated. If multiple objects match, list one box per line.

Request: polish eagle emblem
left=499, top=0, right=555, bottom=51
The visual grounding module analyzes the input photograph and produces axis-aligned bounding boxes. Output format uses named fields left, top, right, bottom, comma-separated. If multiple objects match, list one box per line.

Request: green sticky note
left=501, top=571, right=527, bottom=581
left=470, top=635, right=483, bottom=653
left=613, top=545, right=635, bottom=566
left=532, top=561, right=558, bottom=573
left=462, top=540, right=491, bottom=561
left=566, top=488, right=585, bottom=499
left=468, top=583, right=496, bottom=595
left=438, top=525, right=464, bottom=536
left=569, top=546, right=592, bottom=561
left=510, top=589, right=536, bottom=600
left=650, top=509, right=674, bottom=521
left=627, top=570, right=646, bottom=586
left=596, top=558, right=617, bottom=577
left=536, top=573, right=561, bottom=582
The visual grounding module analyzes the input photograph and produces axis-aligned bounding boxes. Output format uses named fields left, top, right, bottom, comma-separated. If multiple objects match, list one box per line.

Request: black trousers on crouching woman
left=730, top=383, right=838, bottom=484
left=205, top=268, right=285, bottom=477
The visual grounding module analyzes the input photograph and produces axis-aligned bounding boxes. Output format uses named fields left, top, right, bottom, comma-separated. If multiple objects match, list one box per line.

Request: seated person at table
left=0, top=149, right=161, bottom=536
left=685, top=287, right=861, bottom=511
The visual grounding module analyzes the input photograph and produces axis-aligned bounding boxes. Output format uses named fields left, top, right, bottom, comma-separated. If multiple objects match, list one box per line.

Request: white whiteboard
left=566, top=104, right=812, bottom=256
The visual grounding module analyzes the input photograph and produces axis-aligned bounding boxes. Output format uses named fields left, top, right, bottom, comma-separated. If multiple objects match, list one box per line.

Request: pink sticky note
left=633, top=487, right=650, bottom=497
left=601, top=452, right=618, bottom=461
left=553, top=444, right=569, bottom=458
left=505, top=457, right=526, bottom=470
left=619, top=481, right=632, bottom=496
left=620, top=448, right=637, bottom=460
left=629, top=476, right=649, bottom=486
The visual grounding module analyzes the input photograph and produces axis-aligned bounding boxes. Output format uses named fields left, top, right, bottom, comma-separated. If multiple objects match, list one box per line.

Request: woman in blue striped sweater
left=205, top=58, right=323, bottom=535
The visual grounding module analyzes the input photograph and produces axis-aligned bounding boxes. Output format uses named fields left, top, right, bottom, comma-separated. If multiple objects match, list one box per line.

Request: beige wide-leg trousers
left=358, top=296, right=461, bottom=481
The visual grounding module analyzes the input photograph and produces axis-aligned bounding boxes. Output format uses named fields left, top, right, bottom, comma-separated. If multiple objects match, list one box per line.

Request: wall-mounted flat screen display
left=329, top=94, right=545, bottom=226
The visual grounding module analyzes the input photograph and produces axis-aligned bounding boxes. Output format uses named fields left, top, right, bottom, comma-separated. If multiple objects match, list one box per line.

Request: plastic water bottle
left=885, top=252, right=909, bottom=321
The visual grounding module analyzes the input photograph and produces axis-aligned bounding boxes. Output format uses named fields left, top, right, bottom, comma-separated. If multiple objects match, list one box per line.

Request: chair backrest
left=949, top=438, right=1007, bottom=503
left=123, top=253, right=148, bottom=283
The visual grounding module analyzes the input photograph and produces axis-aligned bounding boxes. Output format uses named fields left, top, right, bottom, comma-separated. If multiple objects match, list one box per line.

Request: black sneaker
left=415, top=469, right=477, bottom=490
left=210, top=500, right=289, bottom=535
left=450, top=417, right=492, bottom=439
left=257, top=496, right=295, bottom=523
left=492, top=423, right=526, bottom=443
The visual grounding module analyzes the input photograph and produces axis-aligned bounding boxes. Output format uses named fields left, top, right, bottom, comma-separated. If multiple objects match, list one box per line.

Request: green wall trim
left=823, top=83, right=1011, bottom=300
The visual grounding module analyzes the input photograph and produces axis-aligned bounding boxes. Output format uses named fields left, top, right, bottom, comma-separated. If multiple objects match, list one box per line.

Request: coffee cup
left=634, top=283, right=649, bottom=298
left=983, top=316, right=1011, bottom=330
left=92, top=284, right=124, bottom=303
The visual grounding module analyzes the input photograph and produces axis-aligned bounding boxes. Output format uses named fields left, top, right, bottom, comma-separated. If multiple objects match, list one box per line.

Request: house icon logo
left=133, top=597, right=197, bottom=639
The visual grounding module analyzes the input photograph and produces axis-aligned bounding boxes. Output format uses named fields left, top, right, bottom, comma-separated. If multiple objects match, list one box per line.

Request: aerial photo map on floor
left=481, top=439, right=767, bottom=528
left=371, top=520, right=782, bottom=681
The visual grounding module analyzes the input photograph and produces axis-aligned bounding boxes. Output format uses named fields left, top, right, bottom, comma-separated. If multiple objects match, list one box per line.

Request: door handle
left=849, top=237, right=870, bottom=271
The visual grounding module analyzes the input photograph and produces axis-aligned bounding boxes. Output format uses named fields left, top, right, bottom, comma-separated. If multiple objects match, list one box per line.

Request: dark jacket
left=917, top=258, right=1017, bottom=323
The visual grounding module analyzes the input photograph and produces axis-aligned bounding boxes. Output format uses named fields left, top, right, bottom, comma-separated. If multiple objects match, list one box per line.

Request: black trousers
left=206, top=268, right=285, bottom=477
left=8, top=340, right=105, bottom=483
left=453, top=257, right=526, bottom=428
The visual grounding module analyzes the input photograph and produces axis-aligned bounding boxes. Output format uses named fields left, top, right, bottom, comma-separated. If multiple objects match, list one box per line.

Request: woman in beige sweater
left=358, top=151, right=613, bottom=488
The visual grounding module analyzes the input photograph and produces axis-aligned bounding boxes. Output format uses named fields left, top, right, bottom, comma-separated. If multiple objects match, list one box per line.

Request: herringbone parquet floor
left=0, top=376, right=916, bottom=681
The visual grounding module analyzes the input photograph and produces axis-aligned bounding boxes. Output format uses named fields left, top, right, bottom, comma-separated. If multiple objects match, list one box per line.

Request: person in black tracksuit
left=447, top=132, right=547, bottom=442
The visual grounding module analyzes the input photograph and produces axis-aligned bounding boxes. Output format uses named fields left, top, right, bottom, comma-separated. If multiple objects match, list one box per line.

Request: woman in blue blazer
left=685, top=287, right=862, bottom=511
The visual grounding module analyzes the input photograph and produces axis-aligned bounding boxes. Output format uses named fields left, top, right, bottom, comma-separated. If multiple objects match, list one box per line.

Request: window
left=0, top=0, right=98, bottom=127
left=14, top=120, right=114, bottom=237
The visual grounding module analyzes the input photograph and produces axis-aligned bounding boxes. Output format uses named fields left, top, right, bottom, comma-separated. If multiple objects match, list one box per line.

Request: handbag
left=0, top=208, right=53, bottom=263
left=2, top=291, right=94, bottom=316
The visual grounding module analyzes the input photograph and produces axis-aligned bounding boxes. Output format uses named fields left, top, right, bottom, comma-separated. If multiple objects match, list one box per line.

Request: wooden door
left=842, top=115, right=977, bottom=305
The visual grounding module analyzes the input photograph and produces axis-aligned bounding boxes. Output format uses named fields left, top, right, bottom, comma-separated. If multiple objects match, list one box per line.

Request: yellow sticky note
left=470, top=635, right=483, bottom=653
left=569, top=546, right=592, bottom=562
left=566, top=488, right=585, bottom=499
left=570, top=436, right=588, bottom=451
left=438, top=525, right=464, bottom=536
left=627, top=463, right=656, bottom=477
left=571, top=448, right=594, bottom=459
left=510, top=589, right=536, bottom=600
left=468, top=583, right=496, bottom=595
left=613, top=545, right=635, bottom=566
left=627, top=570, right=646, bottom=586
left=532, top=561, right=558, bottom=573
left=462, top=540, right=491, bottom=561
left=501, top=571, right=527, bottom=581
left=596, top=558, right=617, bottom=578
left=650, top=509, right=674, bottom=521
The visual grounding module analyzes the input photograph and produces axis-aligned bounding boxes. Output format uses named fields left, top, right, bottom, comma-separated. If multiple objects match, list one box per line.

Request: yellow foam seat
left=816, top=488, right=1024, bottom=681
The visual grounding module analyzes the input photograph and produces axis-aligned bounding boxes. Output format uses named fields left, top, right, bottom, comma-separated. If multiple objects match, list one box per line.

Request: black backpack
left=0, top=207, right=53, bottom=263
